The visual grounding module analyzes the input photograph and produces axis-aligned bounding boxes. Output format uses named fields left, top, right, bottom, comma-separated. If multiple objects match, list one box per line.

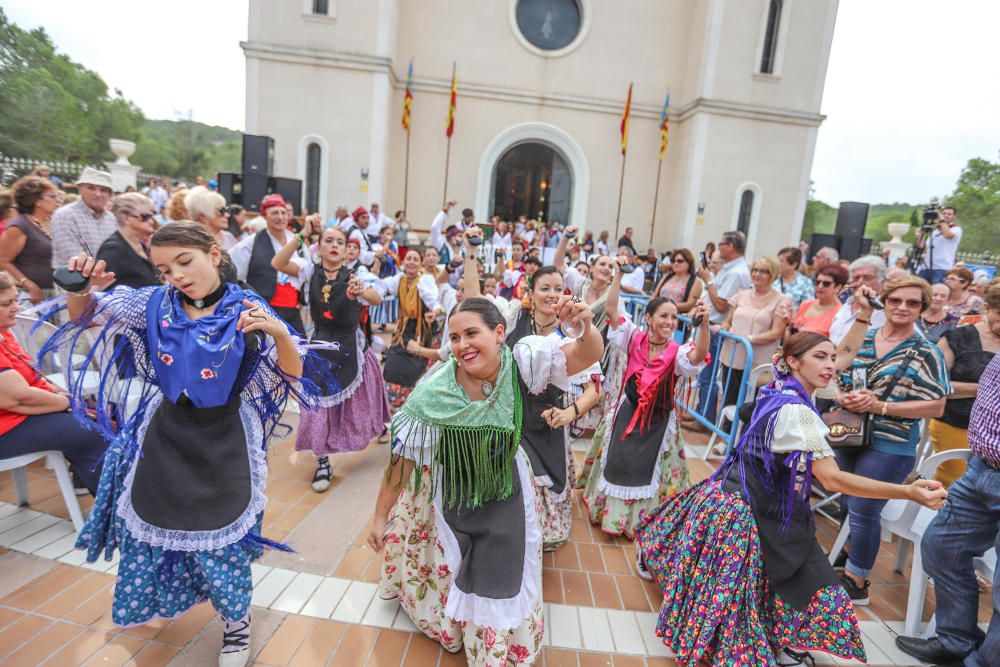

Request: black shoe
left=894, top=635, right=965, bottom=665
left=776, top=647, right=815, bottom=666
left=839, top=574, right=870, bottom=606
left=832, top=548, right=848, bottom=572
left=311, top=456, right=332, bottom=493
left=634, top=548, right=653, bottom=581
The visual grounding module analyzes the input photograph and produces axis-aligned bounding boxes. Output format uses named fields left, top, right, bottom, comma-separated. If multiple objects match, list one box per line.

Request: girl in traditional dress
left=368, top=229, right=604, bottom=666
left=580, top=257, right=711, bottom=539
left=380, top=248, right=441, bottom=409
left=472, top=260, right=602, bottom=551
left=46, top=222, right=328, bottom=667
left=636, top=331, right=947, bottom=666
left=271, top=226, right=391, bottom=492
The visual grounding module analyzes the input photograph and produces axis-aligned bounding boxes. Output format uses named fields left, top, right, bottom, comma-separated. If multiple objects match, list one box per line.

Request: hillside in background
left=135, top=118, right=241, bottom=180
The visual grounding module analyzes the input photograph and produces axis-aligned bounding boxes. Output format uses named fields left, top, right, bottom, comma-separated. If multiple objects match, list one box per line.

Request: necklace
left=532, top=315, right=557, bottom=335
left=26, top=215, right=52, bottom=239
left=180, top=281, right=226, bottom=309
left=879, top=327, right=912, bottom=343
left=467, top=362, right=501, bottom=397
left=645, top=336, right=668, bottom=367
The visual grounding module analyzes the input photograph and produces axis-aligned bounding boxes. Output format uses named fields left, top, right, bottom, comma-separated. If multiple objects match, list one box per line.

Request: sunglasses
left=672, top=257, right=687, bottom=263
left=814, top=279, right=836, bottom=287
left=886, top=296, right=923, bottom=310
left=750, top=268, right=771, bottom=275
left=218, top=206, right=232, bottom=216
left=133, top=213, right=155, bottom=222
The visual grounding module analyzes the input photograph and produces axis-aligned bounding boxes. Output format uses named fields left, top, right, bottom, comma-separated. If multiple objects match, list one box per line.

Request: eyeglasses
left=218, top=206, right=231, bottom=216
left=750, top=268, right=771, bottom=275
left=886, top=296, right=923, bottom=309
left=133, top=213, right=155, bottom=222
left=814, top=279, right=836, bottom=287
left=672, top=257, right=686, bottom=263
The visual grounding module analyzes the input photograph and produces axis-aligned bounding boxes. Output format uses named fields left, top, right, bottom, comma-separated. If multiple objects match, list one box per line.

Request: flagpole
left=403, top=128, right=411, bottom=212
left=648, top=158, right=664, bottom=247
left=614, top=151, right=627, bottom=242
left=442, top=61, right=456, bottom=206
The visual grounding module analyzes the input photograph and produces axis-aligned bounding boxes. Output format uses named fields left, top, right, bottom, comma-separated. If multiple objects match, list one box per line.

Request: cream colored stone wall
left=244, top=0, right=837, bottom=252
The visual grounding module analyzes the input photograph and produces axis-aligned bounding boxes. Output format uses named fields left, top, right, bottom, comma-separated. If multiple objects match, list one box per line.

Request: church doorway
left=490, top=142, right=572, bottom=224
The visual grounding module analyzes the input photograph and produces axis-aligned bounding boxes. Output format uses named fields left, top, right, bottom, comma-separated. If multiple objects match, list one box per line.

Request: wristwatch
left=706, top=281, right=715, bottom=289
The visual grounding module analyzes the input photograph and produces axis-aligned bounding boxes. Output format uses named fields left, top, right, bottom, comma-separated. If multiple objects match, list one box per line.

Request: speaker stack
left=809, top=201, right=873, bottom=262
left=217, top=135, right=303, bottom=215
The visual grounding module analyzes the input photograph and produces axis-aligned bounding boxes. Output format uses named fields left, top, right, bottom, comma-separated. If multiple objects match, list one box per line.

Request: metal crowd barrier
left=671, top=315, right=754, bottom=457
left=369, top=297, right=399, bottom=325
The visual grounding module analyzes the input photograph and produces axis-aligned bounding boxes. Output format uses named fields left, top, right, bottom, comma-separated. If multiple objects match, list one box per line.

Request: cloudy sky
left=5, top=0, right=998, bottom=205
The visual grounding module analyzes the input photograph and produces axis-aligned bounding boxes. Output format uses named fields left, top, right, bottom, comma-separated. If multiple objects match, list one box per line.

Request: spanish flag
left=402, top=59, right=413, bottom=131
left=445, top=64, right=457, bottom=138
left=620, top=83, right=633, bottom=156
left=658, top=90, right=670, bottom=160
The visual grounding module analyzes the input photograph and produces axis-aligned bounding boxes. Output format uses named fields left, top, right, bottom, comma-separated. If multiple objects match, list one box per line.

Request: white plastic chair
left=0, top=451, right=85, bottom=531
left=11, top=315, right=100, bottom=397
left=703, top=363, right=772, bottom=460
left=827, top=449, right=972, bottom=636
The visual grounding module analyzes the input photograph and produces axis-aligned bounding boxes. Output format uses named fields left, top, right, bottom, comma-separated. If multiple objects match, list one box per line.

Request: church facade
left=242, top=0, right=838, bottom=256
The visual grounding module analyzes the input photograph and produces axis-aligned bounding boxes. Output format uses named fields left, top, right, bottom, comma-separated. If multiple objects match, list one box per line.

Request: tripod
left=906, top=224, right=935, bottom=275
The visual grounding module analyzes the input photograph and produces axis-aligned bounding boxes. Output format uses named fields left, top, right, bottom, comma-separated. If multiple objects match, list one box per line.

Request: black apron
left=602, top=373, right=672, bottom=491
left=131, top=395, right=250, bottom=531
left=723, top=455, right=840, bottom=610
left=307, top=267, right=362, bottom=392
left=441, top=453, right=528, bottom=600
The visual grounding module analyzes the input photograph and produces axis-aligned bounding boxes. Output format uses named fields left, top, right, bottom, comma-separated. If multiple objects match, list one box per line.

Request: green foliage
left=803, top=157, right=1000, bottom=256
left=0, top=9, right=240, bottom=181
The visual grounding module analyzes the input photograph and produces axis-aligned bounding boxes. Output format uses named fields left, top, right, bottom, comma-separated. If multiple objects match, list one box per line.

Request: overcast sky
left=5, top=0, right=998, bottom=205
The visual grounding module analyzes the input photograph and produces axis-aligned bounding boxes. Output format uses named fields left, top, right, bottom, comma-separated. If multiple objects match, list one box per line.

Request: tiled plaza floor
left=0, top=420, right=991, bottom=666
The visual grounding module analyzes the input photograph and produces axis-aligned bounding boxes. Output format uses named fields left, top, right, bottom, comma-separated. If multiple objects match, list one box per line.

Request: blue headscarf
left=147, top=284, right=248, bottom=408
left=713, top=373, right=819, bottom=533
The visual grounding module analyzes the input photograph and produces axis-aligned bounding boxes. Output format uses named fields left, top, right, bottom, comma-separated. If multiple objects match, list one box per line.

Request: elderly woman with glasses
left=186, top=186, right=238, bottom=251
left=790, top=264, right=848, bottom=337
left=832, top=275, right=951, bottom=606
left=96, top=193, right=159, bottom=290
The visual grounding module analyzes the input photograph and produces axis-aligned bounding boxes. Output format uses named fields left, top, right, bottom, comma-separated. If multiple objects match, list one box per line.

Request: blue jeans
left=836, top=447, right=915, bottom=578
left=922, top=456, right=1000, bottom=665
left=696, top=330, right=723, bottom=421
left=919, top=269, right=948, bottom=285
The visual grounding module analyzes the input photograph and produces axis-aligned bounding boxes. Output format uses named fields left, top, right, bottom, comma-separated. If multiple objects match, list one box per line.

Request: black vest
left=246, top=231, right=279, bottom=302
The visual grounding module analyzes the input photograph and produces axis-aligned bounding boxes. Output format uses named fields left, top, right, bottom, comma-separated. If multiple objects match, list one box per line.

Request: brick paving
left=0, top=424, right=992, bottom=665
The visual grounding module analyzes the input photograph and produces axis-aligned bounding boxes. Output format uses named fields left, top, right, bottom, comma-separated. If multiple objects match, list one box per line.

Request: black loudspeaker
left=240, top=174, right=270, bottom=212
left=270, top=177, right=303, bottom=215
left=808, top=233, right=840, bottom=262
left=242, top=134, right=274, bottom=175
left=860, top=238, right=873, bottom=256
left=835, top=202, right=870, bottom=261
left=217, top=172, right=240, bottom=205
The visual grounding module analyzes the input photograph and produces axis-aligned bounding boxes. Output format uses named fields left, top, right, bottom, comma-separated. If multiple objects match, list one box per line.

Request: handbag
left=822, top=342, right=921, bottom=449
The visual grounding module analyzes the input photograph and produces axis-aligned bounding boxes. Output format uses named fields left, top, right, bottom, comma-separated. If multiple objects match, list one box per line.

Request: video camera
left=922, top=204, right=940, bottom=228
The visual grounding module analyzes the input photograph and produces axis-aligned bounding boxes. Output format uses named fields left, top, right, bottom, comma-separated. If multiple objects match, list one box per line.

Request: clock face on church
left=515, top=0, right=583, bottom=51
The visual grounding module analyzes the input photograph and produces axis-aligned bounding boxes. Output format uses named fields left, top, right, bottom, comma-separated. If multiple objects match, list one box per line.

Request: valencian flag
left=620, top=83, right=633, bottom=156
left=402, top=59, right=414, bottom=130
left=658, top=91, right=670, bottom=159
left=445, top=66, right=457, bottom=138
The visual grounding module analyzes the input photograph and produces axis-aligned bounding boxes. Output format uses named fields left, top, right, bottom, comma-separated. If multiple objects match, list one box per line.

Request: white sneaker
left=219, top=615, right=251, bottom=667
left=635, top=547, right=653, bottom=581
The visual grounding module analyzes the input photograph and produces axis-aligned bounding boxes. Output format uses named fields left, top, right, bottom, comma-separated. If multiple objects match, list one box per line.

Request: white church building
left=242, top=0, right=838, bottom=255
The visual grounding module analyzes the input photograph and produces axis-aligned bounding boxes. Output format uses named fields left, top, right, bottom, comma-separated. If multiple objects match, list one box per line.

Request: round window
left=515, top=0, right=582, bottom=52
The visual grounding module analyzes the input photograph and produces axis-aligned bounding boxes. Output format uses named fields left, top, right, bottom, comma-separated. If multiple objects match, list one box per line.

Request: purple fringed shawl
left=712, top=375, right=819, bottom=533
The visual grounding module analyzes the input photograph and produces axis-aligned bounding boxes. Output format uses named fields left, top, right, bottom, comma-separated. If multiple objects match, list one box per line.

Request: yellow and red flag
left=658, top=90, right=670, bottom=159
left=620, top=83, right=633, bottom=156
left=402, top=59, right=413, bottom=131
left=445, top=65, right=457, bottom=138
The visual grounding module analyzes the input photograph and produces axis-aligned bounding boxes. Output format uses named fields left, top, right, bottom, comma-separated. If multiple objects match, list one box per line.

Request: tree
left=946, top=154, right=1000, bottom=258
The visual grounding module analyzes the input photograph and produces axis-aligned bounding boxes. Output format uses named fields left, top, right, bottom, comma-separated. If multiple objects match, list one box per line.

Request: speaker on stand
left=242, top=134, right=274, bottom=175
left=835, top=201, right=870, bottom=261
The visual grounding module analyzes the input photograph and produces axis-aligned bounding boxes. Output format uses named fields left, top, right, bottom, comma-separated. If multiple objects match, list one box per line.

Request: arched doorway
left=491, top=142, right=572, bottom=224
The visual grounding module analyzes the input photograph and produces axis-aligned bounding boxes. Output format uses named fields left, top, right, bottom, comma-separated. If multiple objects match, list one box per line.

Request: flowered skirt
left=386, top=383, right=415, bottom=411
left=295, top=348, right=391, bottom=456
left=378, top=465, right=543, bottom=666
left=536, top=452, right=575, bottom=551
left=75, top=441, right=265, bottom=626
left=578, top=415, right=690, bottom=539
left=635, top=479, right=867, bottom=666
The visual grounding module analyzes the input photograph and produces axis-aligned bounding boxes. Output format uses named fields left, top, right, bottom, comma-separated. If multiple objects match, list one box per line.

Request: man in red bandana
left=229, top=193, right=311, bottom=333
left=345, top=206, right=376, bottom=267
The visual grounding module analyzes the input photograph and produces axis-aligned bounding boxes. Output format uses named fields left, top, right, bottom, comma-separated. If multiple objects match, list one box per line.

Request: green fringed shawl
left=390, top=346, right=523, bottom=510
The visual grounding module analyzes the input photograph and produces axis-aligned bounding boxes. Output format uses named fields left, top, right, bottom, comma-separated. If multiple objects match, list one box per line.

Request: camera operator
left=917, top=206, right=961, bottom=285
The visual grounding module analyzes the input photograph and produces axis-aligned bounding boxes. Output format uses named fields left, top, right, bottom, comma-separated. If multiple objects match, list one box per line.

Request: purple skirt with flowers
left=636, top=479, right=866, bottom=666
left=295, top=348, right=391, bottom=456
